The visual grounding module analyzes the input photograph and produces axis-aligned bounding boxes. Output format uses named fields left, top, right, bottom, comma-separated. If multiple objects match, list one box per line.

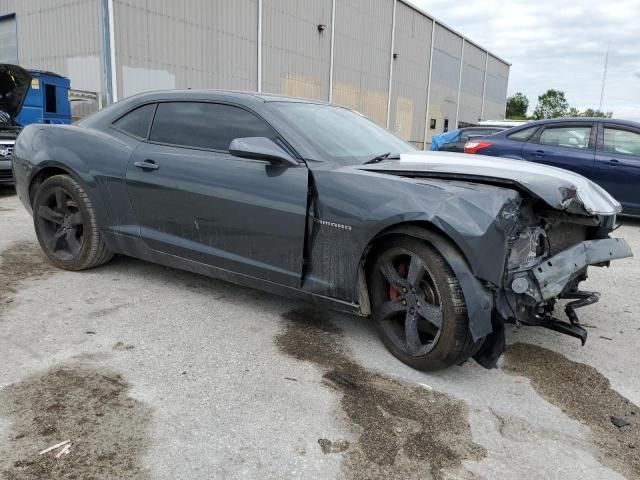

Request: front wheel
left=368, top=236, right=484, bottom=371
left=33, top=174, right=113, bottom=271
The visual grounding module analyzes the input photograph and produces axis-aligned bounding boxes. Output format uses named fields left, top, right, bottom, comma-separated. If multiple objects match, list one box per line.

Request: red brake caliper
left=389, top=262, right=408, bottom=300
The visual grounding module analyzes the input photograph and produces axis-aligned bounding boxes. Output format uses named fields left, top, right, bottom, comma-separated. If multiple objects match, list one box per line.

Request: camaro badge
left=314, top=218, right=352, bottom=231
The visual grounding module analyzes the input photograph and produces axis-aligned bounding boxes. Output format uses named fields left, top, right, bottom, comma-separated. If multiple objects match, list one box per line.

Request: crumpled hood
left=358, top=151, right=622, bottom=216
left=0, top=64, right=32, bottom=120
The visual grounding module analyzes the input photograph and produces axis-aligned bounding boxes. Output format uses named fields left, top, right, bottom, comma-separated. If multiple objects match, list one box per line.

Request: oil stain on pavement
left=0, top=242, right=53, bottom=308
left=0, top=242, right=152, bottom=479
left=0, top=366, right=152, bottom=480
left=276, top=308, right=486, bottom=480
left=504, top=343, right=639, bottom=479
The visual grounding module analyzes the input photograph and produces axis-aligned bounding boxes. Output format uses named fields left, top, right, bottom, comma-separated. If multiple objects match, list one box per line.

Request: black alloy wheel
left=36, top=186, right=85, bottom=261
left=33, top=175, right=113, bottom=271
left=369, top=236, right=484, bottom=371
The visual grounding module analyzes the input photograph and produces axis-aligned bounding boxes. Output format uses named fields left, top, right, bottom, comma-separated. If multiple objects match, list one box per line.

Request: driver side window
left=149, top=102, right=278, bottom=152
left=603, top=128, right=640, bottom=156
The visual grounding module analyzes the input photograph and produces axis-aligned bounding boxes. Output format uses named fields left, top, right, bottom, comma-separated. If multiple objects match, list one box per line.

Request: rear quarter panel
left=13, top=124, right=139, bottom=238
left=477, top=134, right=526, bottom=159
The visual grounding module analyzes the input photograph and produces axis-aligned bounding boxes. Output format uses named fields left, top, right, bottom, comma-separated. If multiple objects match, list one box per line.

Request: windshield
left=269, top=102, right=416, bottom=165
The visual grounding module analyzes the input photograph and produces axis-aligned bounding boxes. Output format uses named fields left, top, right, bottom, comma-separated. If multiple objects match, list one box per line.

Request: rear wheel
left=368, top=236, right=483, bottom=371
left=33, top=174, right=113, bottom=270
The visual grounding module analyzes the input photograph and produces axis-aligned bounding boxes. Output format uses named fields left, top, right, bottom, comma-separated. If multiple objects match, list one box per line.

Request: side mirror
left=229, top=137, right=299, bottom=167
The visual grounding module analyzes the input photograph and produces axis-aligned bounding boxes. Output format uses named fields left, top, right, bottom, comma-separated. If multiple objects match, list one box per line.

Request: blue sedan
left=464, top=118, right=640, bottom=216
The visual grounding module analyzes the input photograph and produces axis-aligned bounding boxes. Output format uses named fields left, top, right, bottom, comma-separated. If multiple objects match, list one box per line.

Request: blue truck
left=0, top=64, right=71, bottom=185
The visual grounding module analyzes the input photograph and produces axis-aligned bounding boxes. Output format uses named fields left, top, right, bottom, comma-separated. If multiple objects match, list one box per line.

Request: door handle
left=535, top=150, right=546, bottom=157
left=608, top=159, right=620, bottom=165
left=134, top=160, right=159, bottom=170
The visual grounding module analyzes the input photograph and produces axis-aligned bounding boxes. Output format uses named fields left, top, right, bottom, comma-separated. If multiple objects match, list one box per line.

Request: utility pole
left=598, top=43, right=609, bottom=112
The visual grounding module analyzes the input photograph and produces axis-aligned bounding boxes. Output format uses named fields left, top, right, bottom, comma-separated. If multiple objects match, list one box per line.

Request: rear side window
left=113, top=103, right=156, bottom=139
left=149, top=102, right=277, bottom=151
left=507, top=126, right=537, bottom=141
left=539, top=126, right=591, bottom=149
left=603, top=128, right=640, bottom=156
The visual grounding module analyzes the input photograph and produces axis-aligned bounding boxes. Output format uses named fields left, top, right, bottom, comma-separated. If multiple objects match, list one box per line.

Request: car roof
left=520, top=117, right=640, bottom=128
left=121, top=89, right=331, bottom=106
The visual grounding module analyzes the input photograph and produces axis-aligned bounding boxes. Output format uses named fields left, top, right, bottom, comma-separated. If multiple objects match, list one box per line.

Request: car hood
left=0, top=64, right=32, bottom=120
left=358, top=151, right=621, bottom=216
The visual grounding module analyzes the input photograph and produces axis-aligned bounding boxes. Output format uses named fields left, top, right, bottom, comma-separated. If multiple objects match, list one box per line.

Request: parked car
left=0, top=64, right=31, bottom=185
left=431, top=126, right=506, bottom=152
left=13, top=91, right=632, bottom=371
left=464, top=118, right=640, bottom=216
left=476, top=119, right=529, bottom=128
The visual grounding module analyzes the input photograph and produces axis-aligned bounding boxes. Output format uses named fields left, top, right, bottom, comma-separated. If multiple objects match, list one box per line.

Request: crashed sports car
left=12, top=91, right=633, bottom=371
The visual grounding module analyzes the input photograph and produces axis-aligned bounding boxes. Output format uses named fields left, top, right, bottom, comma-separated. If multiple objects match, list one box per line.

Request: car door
left=593, top=123, right=640, bottom=214
left=521, top=122, right=596, bottom=178
left=125, top=101, right=309, bottom=288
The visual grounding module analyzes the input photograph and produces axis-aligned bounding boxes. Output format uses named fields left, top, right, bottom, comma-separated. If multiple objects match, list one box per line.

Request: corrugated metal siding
left=1, top=0, right=510, bottom=128
left=484, top=54, right=509, bottom=120
left=332, top=0, right=394, bottom=125
left=113, top=0, right=258, bottom=98
left=427, top=23, right=462, bottom=142
left=458, top=42, right=485, bottom=125
left=0, top=0, right=102, bottom=119
left=262, top=0, right=332, bottom=100
left=388, top=2, right=432, bottom=147
left=0, top=13, right=17, bottom=63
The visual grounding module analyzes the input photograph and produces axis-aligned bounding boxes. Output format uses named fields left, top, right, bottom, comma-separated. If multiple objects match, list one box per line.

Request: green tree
left=581, top=108, right=613, bottom=118
left=533, top=89, right=569, bottom=119
left=506, top=92, right=529, bottom=119
left=567, top=107, right=581, bottom=117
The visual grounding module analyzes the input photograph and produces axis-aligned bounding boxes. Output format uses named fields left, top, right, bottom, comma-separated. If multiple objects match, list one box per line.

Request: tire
left=32, top=174, right=113, bottom=271
left=368, top=235, right=484, bottom=371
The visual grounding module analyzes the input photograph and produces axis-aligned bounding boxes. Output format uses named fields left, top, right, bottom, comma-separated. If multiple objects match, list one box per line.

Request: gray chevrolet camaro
left=12, top=90, right=633, bottom=371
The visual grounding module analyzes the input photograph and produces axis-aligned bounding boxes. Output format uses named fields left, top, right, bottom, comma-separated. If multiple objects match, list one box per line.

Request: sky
left=410, top=0, right=640, bottom=120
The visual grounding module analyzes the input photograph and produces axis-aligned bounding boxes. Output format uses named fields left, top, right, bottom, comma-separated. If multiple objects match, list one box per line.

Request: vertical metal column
left=422, top=20, right=436, bottom=149
left=99, top=0, right=118, bottom=104
left=328, top=0, right=336, bottom=102
left=480, top=51, right=488, bottom=120
left=257, top=0, right=263, bottom=92
left=385, top=0, right=397, bottom=129
left=454, top=38, right=465, bottom=129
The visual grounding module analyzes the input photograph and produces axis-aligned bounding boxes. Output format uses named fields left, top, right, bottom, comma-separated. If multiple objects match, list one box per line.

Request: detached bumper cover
left=528, top=238, right=632, bottom=301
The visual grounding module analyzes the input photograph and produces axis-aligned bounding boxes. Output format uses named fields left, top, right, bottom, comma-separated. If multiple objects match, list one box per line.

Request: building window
left=443, top=118, right=449, bottom=132
left=430, top=119, right=436, bottom=130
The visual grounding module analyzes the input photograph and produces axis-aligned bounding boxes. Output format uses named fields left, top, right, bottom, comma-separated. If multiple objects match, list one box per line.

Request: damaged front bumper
left=511, top=238, right=633, bottom=303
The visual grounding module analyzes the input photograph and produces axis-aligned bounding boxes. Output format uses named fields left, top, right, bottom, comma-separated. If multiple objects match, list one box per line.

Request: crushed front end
left=492, top=202, right=632, bottom=356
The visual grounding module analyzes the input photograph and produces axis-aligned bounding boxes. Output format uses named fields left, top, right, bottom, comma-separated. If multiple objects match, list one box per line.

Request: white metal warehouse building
left=0, top=0, right=510, bottom=147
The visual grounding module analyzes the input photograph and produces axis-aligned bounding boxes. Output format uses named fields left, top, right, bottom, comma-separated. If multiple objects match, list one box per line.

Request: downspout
left=328, top=0, right=336, bottom=102
left=385, top=0, right=397, bottom=129
left=257, top=0, right=263, bottom=92
left=422, top=20, right=436, bottom=149
left=455, top=37, right=465, bottom=129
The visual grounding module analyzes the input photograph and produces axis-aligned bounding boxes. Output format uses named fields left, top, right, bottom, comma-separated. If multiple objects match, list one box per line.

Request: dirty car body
left=12, top=90, right=632, bottom=370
